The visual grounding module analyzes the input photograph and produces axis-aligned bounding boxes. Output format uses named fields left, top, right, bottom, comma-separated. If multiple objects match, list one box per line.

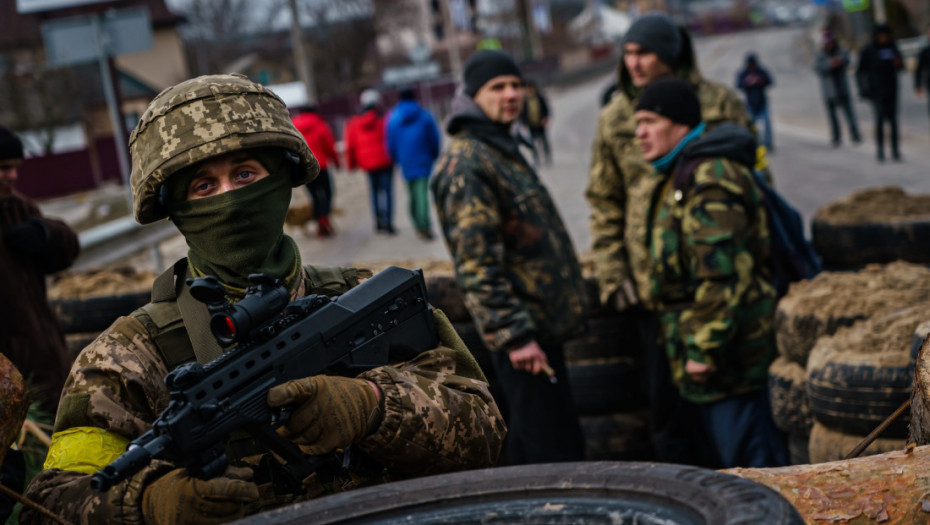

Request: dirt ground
left=814, top=186, right=930, bottom=225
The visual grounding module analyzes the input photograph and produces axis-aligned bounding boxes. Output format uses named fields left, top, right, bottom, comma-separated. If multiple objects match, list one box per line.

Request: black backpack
left=675, top=158, right=822, bottom=297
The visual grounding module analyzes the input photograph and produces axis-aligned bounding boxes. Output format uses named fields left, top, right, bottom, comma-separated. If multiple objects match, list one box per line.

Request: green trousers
left=407, top=178, right=431, bottom=233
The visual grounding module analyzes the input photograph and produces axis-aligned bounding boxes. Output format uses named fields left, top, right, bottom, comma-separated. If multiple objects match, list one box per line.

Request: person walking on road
left=432, top=50, right=588, bottom=466
left=815, top=30, right=861, bottom=147
left=587, top=12, right=754, bottom=467
left=736, top=52, right=775, bottom=152
left=345, top=89, right=396, bottom=233
left=520, top=80, right=552, bottom=167
left=292, top=105, right=339, bottom=237
left=0, top=125, right=80, bottom=414
left=386, top=87, right=441, bottom=240
left=21, top=73, right=505, bottom=524
left=856, top=24, right=904, bottom=162
left=913, top=24, right=930, bottom=133
left=633, top=77, right=788, bottom=469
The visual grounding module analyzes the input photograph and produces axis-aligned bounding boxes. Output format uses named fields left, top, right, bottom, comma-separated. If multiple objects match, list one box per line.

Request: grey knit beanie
left=623, top=13, right=682, bottom=69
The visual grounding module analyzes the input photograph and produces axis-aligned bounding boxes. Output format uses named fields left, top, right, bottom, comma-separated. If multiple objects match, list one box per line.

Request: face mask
left=167, top=173, right=299, bottom=295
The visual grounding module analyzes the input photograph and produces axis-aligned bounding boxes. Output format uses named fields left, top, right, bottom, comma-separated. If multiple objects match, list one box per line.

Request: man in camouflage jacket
left=585, top=12, right=754, bottom=464
left=634, top=78, right=786, bottom=468
left=431, top=50, right=588, bottom=464
left=22, top=74, right=505, bottom=525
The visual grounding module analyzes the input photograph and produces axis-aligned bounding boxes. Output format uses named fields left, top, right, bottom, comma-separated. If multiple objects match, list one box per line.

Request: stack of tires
left=425, top=274, right=651, bottom=462
left=812, top=186, right=930, bottom=271
left=770, top=262, right=930, bottom=464
left=48, top=268, right=158, bottom=357
left=52, top=290, right=151, bottom=356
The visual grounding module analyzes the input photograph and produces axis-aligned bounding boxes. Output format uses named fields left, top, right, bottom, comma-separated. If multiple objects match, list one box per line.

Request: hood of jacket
left=355, top=109, right=383, bottom=130
left=445, top=88, right=524, bottom=158
left=292, top=111, right=326, bottom=132
left=681, top=122, right=757, bottom=168
left=394, top=100, right=424, bottom=125
left=618, top=25, right=701, bottom=100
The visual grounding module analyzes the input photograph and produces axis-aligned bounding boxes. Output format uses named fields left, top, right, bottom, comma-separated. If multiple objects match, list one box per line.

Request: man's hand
left=611, top=279, right=639, bottom=311
left=917, top=87, right=925, bottom=98
left=509, top=341, right=550, bottom=376
left=142, top=466, right=259, bottom=525
left=685, top=359, right=716, bottom=384
left=267, top=376, right=381, bottom=455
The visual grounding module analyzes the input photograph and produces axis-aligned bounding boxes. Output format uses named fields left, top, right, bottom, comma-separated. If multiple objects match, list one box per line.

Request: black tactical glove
left=3, top=218, right=49, bottom=255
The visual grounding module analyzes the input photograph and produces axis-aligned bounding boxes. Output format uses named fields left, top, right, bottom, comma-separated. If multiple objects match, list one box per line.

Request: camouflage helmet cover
left=129, top=73, right=319, bottom=224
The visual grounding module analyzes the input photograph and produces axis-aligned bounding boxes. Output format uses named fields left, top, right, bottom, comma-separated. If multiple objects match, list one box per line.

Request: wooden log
left=725, top=445, right=930, bottom=524
left=0, top=353, right=29, bottom=465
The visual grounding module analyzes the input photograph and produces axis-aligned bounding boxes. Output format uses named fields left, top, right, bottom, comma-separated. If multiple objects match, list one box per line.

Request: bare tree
left=174, top=0, right=285, bottom=74
left=0, top=50, right=82, bottom=154
left=296, top=0, right=379, bottom=96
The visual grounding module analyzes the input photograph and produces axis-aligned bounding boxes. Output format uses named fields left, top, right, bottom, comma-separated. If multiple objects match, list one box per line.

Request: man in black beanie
left=586, top=11, right=754, bottom=466
left=0, top=125, right=79, bottom=521
left=633, top=78, right=788, bottom=469
left=0, top=125, right=79, bottom=415
left=431, top=50, right=589, bottom=465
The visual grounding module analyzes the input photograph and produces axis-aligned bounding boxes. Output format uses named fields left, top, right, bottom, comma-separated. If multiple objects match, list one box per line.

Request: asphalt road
left=85, top=25, right=930, bottom=274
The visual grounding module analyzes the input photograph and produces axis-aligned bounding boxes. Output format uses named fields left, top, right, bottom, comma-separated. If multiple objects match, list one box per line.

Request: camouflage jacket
left=586, top=47, right=752, bottom=310
left=650, top=124, right=776, bottom=404
left=431, top=94, right=588, bottom=352
left=22, top=264, right=505, bottom=524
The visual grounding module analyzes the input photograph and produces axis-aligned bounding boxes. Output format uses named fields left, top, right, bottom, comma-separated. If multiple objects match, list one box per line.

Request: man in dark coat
left=736, top=53, right=774, bottom=151
left=815, top=30, right=861, bottom=147
left=0, top=125, right=80, bottom=413
left=856, top=24, right=904, bottom=161
left=431, top=50, right=588, bottom=465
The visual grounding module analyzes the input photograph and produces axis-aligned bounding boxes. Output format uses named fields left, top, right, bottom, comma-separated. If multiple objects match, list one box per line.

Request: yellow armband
left=43, top=427, right=130, bottom=474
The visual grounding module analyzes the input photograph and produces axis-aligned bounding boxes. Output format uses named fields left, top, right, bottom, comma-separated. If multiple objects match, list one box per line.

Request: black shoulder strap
left=137, top=258, right=224, bottom=367
left=673, top=157, right=709, bottom=194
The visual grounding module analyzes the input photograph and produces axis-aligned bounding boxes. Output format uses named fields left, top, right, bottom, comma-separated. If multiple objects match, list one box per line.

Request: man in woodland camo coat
left=585, top=12, right=755, bottom=465
left=431, top=50, right=588, bottom=465
left=634, top=77, right=787, bottom=468
left=22, top=74, right=505, bottom=525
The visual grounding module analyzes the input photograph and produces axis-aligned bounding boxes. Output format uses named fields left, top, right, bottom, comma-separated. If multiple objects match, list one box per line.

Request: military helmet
left=129, top=73, right=319, bottom=224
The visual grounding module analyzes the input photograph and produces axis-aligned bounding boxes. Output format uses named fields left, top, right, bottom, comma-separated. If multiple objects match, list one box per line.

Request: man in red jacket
left=345, top=89, right=396, bottom=234
left=0, top=125, right=80, bottom=413
left=292, top=105, right=340, bottom=236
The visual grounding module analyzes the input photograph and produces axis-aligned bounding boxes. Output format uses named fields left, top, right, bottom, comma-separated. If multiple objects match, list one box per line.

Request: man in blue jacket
left=387, top=87, right=441, bottom=240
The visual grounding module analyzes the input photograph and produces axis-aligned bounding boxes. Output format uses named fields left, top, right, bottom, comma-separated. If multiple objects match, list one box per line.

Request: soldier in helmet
left=22, top=74, right=505, bottom=524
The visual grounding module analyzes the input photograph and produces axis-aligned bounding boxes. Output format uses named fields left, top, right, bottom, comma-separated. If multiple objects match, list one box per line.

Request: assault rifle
left=90, top=266, right=437, bottom=492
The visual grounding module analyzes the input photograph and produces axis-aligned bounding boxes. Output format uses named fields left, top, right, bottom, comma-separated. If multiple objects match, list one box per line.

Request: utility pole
left=438, top=0, right=463, bottom=81
left=288, top=0, right=317, bottom=105
left=520, top=0, right=543, bottom=61
left=872, top=0, right=887, bottom=24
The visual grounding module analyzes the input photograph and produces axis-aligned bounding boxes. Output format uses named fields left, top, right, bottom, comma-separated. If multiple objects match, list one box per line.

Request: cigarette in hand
left=540, top=363, right=558, bottom=384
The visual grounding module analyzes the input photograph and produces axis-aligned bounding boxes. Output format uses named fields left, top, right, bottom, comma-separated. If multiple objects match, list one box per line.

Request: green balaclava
left=166, top=151, right=300, bottom=298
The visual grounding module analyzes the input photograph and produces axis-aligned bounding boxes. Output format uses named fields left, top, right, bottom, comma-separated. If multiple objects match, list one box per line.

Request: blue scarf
left=651, top=121, right=707, bottom=173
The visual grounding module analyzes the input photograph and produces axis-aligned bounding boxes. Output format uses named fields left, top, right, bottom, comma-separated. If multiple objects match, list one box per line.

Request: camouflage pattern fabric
left=431, top=131, right=588, bottom=352
left=129, top=73, right=319, bottom=224
left=650, top=157, right=776, bottom=404
left=21, top=266, right=505, bottom=524
left=586, top=71, right=751, bottom=310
